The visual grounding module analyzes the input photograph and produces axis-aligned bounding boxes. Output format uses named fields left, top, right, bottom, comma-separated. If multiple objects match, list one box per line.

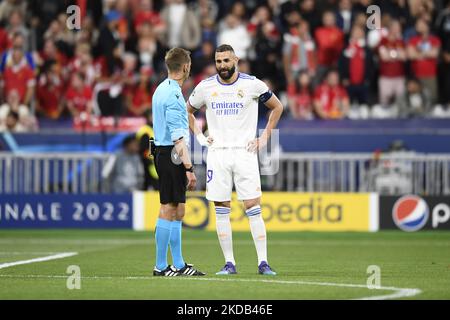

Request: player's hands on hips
left=247, top=135, right=268, bottom=153
left=186, top=171, right=197, bottom=191
left=196, top=133, right=214, bottom=147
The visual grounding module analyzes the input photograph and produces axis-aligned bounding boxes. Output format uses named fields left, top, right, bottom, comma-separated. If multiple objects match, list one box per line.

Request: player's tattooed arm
left=247, top=94, right=283, bottom=153
left=187, top=103, right=214, bottom=147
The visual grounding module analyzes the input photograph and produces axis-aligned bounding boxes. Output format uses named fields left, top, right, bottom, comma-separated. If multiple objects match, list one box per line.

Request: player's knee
left=176, top=211, right=185, bottom=220
left=244, top=202, right=262, bottom=217
left=214, top=201, right=231, bottom=208
left=159, top=203, right=178, bottom=220
left=244, top=198, right=260, bottom=211
left=159, top=210, right=175, bottom=220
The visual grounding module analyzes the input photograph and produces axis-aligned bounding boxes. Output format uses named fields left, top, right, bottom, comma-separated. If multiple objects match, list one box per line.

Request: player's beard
left=217, top=65, right=236, bottom=80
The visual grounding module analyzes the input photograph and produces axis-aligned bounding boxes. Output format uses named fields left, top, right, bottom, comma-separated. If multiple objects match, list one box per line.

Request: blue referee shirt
left=152, top=78, right=189, bottom=146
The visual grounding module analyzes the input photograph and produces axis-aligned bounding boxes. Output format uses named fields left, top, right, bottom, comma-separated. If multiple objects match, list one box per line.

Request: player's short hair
left=215, top=44, right=235, bottom=54
left=165, top=48, right=191, bottom=73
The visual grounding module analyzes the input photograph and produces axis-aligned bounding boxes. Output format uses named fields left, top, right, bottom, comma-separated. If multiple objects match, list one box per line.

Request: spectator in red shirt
left=314, top=11, right=344, bottom=78
left=65, top=72, right=93, bottom=118
left=36, top=39, right=69, bottom=79
left=287, top=71, right=314, bottom=120
left=67, top=42, right=97, bottom=86
left=378, top=20, right=407, bottom=107
left=36, top=60, right=64, bottom=119
left=314, top=69, right=350, bottom=119
left=127, top=66, right=154, bottom=117
left=0, top=25, right=9, bottom=52
left=1, top=47, right=35, bottom=105
left=133, top=0, right=164, bottom=38
left=407, top=18, right=441, bottom=104
left=339, top=25, right=374, bottom=106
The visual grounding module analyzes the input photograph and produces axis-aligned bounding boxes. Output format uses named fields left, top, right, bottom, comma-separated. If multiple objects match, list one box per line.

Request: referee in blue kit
left=151, top=48, right=205, bottom=277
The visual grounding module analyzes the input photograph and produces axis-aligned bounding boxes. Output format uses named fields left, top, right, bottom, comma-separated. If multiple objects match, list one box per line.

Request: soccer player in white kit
left=187, top=44, right=283, bottom=275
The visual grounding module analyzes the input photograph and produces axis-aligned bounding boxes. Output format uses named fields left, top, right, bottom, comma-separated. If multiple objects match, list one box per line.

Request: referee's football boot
left=258, top=261, right=277, bottom=275
left=153, top=265, right=179, bottom=277
left=216, top=262, right=237, bottom=275
left=176, top=263, right=206, bottom=276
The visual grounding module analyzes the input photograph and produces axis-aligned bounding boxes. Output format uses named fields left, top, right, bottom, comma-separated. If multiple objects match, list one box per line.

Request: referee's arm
left=166, top=98, right=196, bottom=190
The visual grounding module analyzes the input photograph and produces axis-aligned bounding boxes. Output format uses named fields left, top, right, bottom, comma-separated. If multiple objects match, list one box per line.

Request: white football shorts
left=205, top=148, right=262, bottom=201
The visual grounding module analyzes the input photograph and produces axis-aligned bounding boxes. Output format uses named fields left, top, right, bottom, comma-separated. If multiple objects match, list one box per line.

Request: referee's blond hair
left=165, top=48, right=191, bottom=73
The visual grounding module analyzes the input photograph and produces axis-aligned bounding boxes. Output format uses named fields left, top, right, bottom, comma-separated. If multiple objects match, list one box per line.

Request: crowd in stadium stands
left=0, top=0, right=449, bottom=132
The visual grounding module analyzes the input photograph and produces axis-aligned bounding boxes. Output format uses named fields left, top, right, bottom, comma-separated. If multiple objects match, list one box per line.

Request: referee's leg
left=154, top=203, right=176, bottom=273
left=167, top=201, right=206, bottom=276
left=169, top=203, right=186, bottom=270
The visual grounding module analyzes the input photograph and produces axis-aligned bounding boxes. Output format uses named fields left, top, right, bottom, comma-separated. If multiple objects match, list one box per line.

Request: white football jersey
left=188, top=73, right=270, bottom=148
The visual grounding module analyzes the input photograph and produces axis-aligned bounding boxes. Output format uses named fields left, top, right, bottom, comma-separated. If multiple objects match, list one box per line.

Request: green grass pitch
left=0, top=229, right=449, bottom=299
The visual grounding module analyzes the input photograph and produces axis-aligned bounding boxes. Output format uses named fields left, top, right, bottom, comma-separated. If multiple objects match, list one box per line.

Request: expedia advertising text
left=380, top=195, right=450, bottom=231
left=142, top=192, right=375, bottom=232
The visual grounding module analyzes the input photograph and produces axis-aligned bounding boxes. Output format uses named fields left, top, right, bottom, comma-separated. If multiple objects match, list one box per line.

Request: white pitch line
left=0, top=273, right=421, bottom=300
left=0, top=252, right=78, bottom=270
left=356, top=288, right=422, bottom=300
left=0, top=252, right=62, bottom=256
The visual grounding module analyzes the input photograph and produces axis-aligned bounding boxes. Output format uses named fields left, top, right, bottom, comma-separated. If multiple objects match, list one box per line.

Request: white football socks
left=215, top=207, right=235, bottom=265
left=246, top=206, right=268, bottom=265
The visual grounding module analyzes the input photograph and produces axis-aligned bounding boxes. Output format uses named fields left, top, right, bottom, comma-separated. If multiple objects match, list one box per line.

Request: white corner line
left=0, top=252, right=78, bottom=270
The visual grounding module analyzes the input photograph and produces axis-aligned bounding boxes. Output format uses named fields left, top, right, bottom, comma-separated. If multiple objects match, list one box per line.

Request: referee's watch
left=185, top=165, right=194, bottom=173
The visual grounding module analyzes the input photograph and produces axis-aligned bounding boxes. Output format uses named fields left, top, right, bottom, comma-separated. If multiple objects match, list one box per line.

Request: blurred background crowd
left=0, top=0, right=449, bottom=133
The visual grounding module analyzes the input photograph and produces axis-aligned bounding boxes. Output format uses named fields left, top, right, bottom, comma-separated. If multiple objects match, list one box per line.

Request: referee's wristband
left=185, top=165, right=194, bottom=173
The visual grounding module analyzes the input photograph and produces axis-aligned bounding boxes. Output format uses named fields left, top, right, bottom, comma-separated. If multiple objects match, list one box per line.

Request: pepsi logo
left=392, top=195, right=429, bottom=232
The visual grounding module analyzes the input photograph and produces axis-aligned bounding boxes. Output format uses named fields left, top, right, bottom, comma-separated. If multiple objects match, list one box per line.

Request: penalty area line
left=0, top=273, right=421, bottom=300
